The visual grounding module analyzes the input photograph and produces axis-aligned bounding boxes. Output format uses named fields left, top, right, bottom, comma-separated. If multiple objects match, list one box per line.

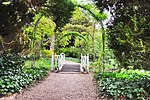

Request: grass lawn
left=25, top=58, right=51, bottom=70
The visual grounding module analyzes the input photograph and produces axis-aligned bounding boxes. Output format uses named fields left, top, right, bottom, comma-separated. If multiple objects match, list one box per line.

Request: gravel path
left=14, top=73, right=99, bottom=100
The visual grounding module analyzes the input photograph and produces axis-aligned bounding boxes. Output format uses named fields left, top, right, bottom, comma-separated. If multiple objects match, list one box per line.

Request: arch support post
left=87, top=54, right=89, bottom=72
left=80, top=54, right=89, bottom=73
left=51, top=52, right=55, bottom=71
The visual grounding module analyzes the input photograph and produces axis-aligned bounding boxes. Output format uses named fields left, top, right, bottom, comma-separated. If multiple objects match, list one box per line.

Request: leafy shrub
left=0, top=53, right=50, bottom=95
left=58, top=47, right=80, bottom=58
left=94, top=69, right=150, bottom=99
left=0, top=53, right=27, bottom=95
left=24, top=67, right=48, bottom=81
left=41, top=50, right=53, bottom=58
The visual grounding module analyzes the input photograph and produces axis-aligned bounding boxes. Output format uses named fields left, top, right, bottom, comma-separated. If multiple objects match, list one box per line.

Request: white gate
left=51, top=53, right=65, bottom=71
left=80, top=54, right=89, bottom=72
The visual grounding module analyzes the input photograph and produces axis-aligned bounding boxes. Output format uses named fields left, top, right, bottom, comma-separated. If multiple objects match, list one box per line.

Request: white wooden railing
left=51, top=53, right=65, bottom=71
left=80, top=54, right=89, bottom=72
left=51, top=53, right=89, bottom=73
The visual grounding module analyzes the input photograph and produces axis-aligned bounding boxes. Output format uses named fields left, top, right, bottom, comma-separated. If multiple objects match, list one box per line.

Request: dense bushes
left=58, top=47, right=80, bottom=58
left=0, top=53, right=50, bottom=95
left=94, top=69, right=150, bottom=99
left=94, top=0, right=150, bottom=70
left=41, top=50, right=53, bottom=58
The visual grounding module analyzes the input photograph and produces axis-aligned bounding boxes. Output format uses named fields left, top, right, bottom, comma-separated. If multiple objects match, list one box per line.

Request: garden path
left=4, top=61, right=100, bottom=100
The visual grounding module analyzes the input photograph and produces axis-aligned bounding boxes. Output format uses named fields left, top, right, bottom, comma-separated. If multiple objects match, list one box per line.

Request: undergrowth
left=0, top=53, right=51, bottom=95
left=94, top=69, right=150, bottom=100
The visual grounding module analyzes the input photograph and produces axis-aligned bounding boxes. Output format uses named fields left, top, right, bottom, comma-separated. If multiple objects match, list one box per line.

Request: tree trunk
left=31, top=14, right=43, bottom=67
left=53, top=26, right=59, bottom=55
left=35, top=41, right=41, bottom=60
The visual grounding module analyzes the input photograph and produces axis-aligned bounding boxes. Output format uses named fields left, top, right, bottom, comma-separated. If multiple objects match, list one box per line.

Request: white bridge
left=51, top=53, right=89, bottom=73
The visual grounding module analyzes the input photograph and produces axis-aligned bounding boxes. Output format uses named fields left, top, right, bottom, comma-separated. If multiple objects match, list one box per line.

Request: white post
left=57, top=55, right=61, bottom=70
left=55, top=55, right=57, bottom=70
left=80, top=54, right=83, bottom=72
left=80, top=54, right=90, bottom=73
left=87, top=54, right=89, bottom=72
left=63, top=53, right=65, bottom=64
left=60, top=54, right=62, bottom=70
left=60, top=53, right=63, bottom=70
left=51, top=53, right=54, bottom=71
left=84, top=56, right=86, bottom=70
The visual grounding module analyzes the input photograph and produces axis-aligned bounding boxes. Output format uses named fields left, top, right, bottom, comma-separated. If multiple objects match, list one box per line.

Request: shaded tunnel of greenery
left=0, top=0, right=149, bottom=99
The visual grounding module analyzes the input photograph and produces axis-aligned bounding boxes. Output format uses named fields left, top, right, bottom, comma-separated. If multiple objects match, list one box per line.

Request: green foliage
left=41, top=50, right=53, bottom=58
left=71, top=7, right=92, bottom=26
left=43, top=0, right=75, bottom=28
left=0, top=0, right=46, bottom=53
left=104, top=46, right=119, bottom=69
left=94, top=0, right=150, bottom=70
left=0, top=53, right=27, bottom=95
left=94, top=69, right=150, bottom=99
left=60, top=7, right=93, bottom=55
left=0, top=54, right=50, bottom=95
left=0, top=1, right=33, bottom=52
left=25, top=58, right=51, bottom=70
left=24, top=67, right=48, bottom=81
left=75, top=2, right=107, bottom=22
left=24, top=14, right=54, bottom=44
left=58, top=47, right=80, bottom=58
left=59, top=31, right=86, bottom=42
left=41, top=0, right=75, bottom=53
left=23, top=14, right=55, bottom=56
left=0, top=1, right=33, bottom=37
left=0, top=53, right=25, bottom=69
left=60, top=6, right=104, bottom=60
left=108, top=19, right=150, bottom=69
left=72, top=2, right=108, bottom=67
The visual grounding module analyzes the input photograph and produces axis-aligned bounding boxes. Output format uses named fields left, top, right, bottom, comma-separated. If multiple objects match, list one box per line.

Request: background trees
left=0, top=0, right=76, bottom=95
left=0, top=0, right=150, bottom=98
left=59, top=7, right=93, bottom=58
left=57, top=5, right=106, bottom=62
left=0, top=1, right=32, bottom=53
left=23, top=14, right=55, bottom=57
left=42, top=0, right=75, bottom=53
left=0, top=0, right=75, bottom=54
left=94, top=0, right=150, bottom=70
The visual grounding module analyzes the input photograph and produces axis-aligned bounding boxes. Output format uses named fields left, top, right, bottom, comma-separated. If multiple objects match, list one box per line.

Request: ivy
left=94, top=69, right=150, bottom=99
left=0, top=53, right=49, bottom=95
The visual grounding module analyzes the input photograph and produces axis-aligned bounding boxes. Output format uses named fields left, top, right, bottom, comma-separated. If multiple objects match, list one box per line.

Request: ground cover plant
left=94, top=69, right=150, bottom=100
left=0, top=53, right=51, bottom=95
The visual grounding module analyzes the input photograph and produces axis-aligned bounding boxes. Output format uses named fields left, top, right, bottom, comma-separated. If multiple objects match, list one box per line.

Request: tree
left=42, top=0, right=75, bottom=53
left=60, top=7, right=96, bottom=58
left=23, top=14, right=55, bottom=57
left=94, top=0, right=150, bottom=69
left=76, top=3, right=107, bottom=71
left=0, top=0, right=45, bottom=53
